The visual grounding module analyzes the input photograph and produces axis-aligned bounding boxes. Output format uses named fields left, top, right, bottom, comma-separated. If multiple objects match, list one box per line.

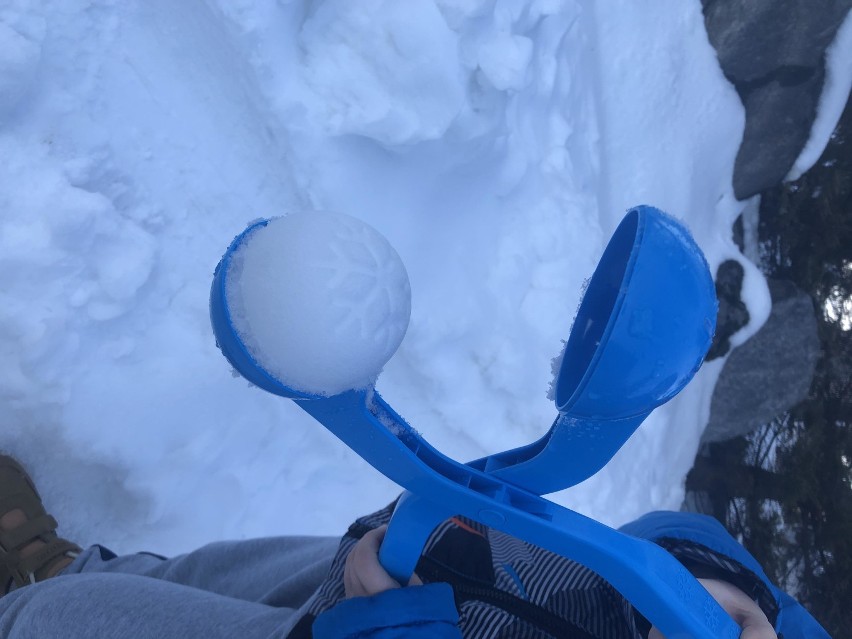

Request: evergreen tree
left=688, top=94, right=852, bottom=637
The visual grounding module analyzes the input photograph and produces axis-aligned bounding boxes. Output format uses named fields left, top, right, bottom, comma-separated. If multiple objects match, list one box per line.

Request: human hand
left=649, top=578, right=777, bottom=639
left=344, top=525, right=423, bottom=598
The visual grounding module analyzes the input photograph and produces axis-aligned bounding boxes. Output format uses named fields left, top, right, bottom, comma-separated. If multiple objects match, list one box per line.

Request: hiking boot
left=0, top=455, right=81, bottom=595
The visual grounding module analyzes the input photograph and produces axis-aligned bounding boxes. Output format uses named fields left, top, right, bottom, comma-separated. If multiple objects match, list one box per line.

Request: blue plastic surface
left=468, top=208, right=717, bottom=493
left=209, top=206, right=739, bottom=639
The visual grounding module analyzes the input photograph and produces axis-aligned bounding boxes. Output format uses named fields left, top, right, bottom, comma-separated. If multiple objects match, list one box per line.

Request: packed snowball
left=225, top=211, right=411, bottom=396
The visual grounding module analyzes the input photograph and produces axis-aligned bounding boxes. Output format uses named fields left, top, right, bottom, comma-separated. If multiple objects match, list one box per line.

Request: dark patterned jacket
left=288, top=501, right=825, bottom=638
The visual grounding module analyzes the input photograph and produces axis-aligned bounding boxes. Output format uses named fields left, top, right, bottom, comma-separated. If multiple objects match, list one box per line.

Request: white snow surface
left=788, top=9, right=852, bottom=181
left=225, top=212, right=411, bottom=397
left=0, top=0, right=796, bottom=556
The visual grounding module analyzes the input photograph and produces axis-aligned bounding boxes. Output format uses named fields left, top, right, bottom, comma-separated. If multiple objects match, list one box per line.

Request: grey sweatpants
left=0, top=536, right=340, bottom=638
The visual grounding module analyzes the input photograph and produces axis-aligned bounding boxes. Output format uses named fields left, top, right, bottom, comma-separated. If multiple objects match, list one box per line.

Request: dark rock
left=701, top=279, right=820, bottom=444
left=701, top=0, right=851, bottom=199
left=707, top=260, right=750, bottom=360
left=731, top=214, right=744, bottom=253
left=702, top=0, right=848, bottom=82
left=734, top=73, right=826, bottom=198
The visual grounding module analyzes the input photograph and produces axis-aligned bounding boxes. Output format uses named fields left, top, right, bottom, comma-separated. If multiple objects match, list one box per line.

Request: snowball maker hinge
left=209, top=205, right=738, bottom=639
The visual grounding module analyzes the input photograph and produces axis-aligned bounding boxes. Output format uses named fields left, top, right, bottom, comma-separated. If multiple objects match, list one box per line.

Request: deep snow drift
left=0, top=0, right=842, bottom=556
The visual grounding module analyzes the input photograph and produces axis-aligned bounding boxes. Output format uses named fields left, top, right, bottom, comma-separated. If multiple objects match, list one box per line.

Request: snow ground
left=0, top=0, right=828, bottom=557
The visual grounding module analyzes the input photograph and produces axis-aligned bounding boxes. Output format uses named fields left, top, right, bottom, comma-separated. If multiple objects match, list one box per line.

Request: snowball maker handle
left=305, top=391, right=738, bottom=639
left=209, top=206, right=737, bottom=639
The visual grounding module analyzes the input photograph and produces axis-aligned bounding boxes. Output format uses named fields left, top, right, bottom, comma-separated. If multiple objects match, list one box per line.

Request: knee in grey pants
left=0, top=536, right=340, bottom=639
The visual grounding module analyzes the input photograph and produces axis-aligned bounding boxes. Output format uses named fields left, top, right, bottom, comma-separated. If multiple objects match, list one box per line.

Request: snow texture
left=0, top=0, right=836, bottom=556
left=225, top=212, right=411, bottom=396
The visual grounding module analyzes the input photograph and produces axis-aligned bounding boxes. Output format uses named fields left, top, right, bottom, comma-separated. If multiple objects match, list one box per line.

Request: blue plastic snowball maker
left=209, top=206, right=740, bottom=639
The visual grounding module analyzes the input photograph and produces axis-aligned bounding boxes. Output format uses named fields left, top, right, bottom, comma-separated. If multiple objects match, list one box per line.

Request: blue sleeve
left=312, top=582, right=462, bottom=639
left=619, top=511, right=831, bottom=639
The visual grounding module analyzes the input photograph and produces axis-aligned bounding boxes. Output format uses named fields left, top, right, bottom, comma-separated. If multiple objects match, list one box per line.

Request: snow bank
left=2, top=0, right=756, bottom=555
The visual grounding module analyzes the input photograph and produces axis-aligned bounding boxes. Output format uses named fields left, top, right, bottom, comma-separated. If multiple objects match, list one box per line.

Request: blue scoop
left=209, top=205, right=739, bottom=639
left=469, top=207, right=716, bottom=493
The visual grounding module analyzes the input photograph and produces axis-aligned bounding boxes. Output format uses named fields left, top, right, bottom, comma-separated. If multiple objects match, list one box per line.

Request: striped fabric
left=293, top=502, right=646, bottom=639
